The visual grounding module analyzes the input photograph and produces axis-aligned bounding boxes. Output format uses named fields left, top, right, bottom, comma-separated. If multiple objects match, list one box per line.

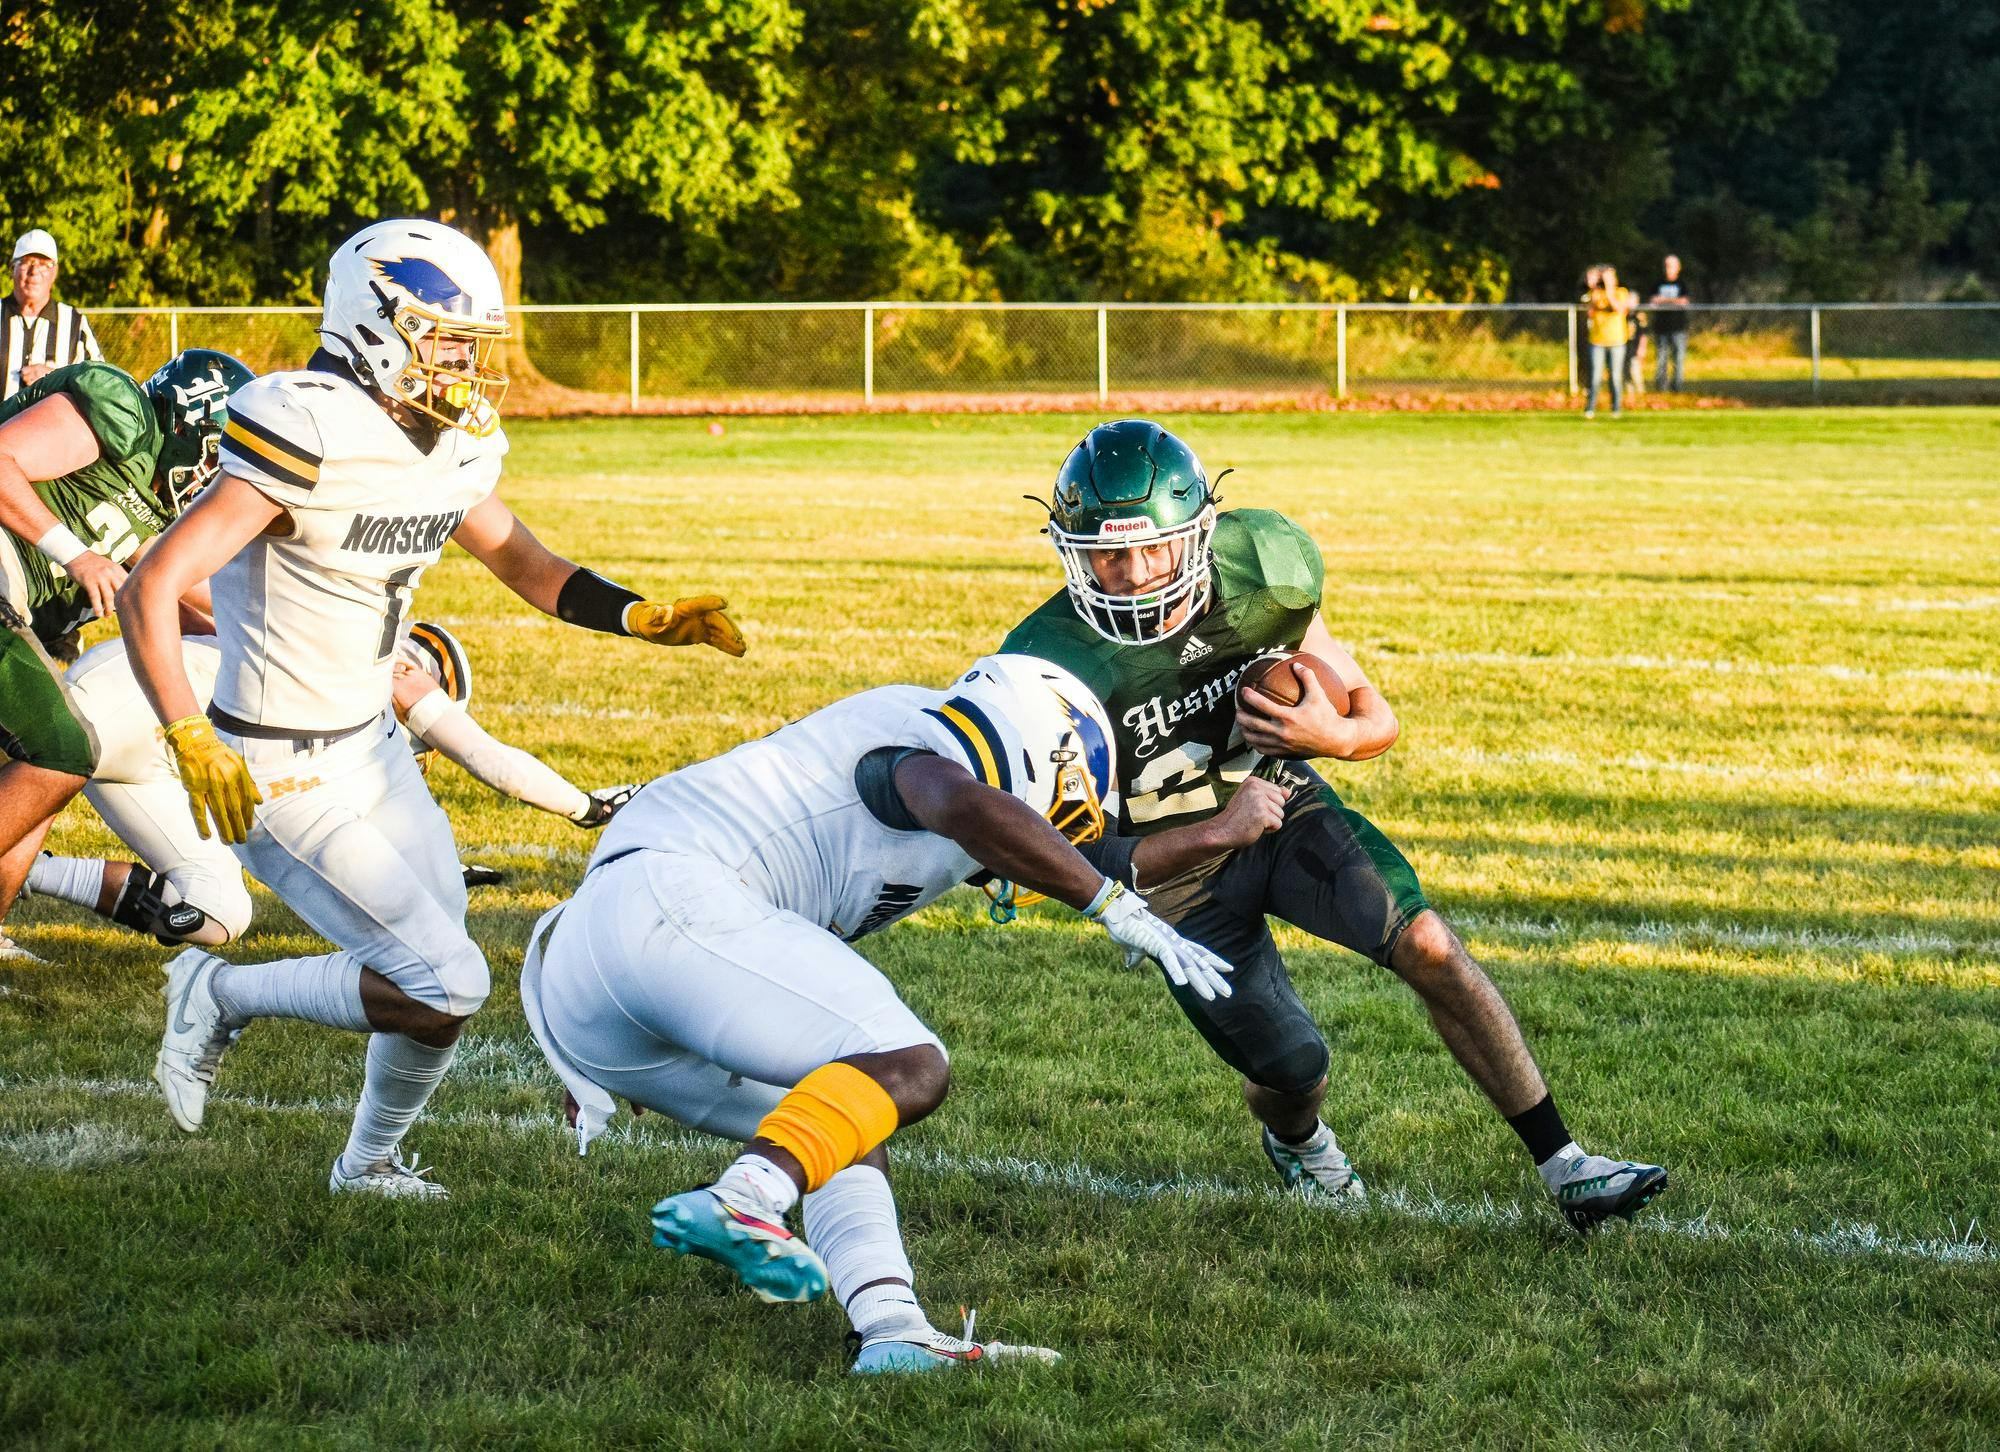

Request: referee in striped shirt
left=3, top=229, right=101, bottom=400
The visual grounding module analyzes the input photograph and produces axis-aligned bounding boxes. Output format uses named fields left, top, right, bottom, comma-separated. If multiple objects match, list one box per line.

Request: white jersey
left=591, top=685, right=1017, bottom=941
left=212, top=362, right=505, bottom=731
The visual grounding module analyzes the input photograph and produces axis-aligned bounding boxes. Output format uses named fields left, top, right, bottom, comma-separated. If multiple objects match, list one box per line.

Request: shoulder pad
left=1214, top=509, right=1323, bottom=608
left=60, top=363, right=157, bottom=465
left=219, top=373, right=327, bottom=503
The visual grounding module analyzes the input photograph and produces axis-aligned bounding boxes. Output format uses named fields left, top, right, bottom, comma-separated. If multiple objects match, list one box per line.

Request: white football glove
left=1087, top=881, right=1235, bottom=1002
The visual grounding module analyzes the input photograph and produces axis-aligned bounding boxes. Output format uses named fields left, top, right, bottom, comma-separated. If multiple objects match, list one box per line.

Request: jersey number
left=376, top=565, right=424, bottom=661
left=1125, top=741, right=1218, bottom=825
left=45, top=501, right=142, bottom=579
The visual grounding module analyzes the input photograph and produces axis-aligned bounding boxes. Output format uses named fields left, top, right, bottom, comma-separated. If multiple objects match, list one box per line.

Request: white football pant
left=64, top=637, right=253, bottom=940
left=226, top=715, right=487, bottom=1017
left=82, top=778, right=255, bottom=943
left=526, top=850, right=943, bottom=1142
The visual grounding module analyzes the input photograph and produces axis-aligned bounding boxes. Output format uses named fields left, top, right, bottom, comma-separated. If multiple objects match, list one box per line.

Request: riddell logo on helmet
left=1098, top=517, right=1156, bottom=539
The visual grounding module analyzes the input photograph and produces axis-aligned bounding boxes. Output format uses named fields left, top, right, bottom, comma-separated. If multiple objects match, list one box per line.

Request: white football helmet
left=320, top=219, right=509, bottom=436
left=930, top=654, right=1119, bottom=917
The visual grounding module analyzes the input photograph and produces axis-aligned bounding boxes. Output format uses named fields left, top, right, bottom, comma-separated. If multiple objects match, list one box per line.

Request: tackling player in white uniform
left=117, top=219, right=744, bottom=1199
left=523, top=654, right=1236, bottom=1374
left=24, top=623, right=632, bottom=946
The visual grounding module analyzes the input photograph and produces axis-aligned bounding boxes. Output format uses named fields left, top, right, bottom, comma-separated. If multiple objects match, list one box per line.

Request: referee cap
left=12, top=229, right=57, bottom=264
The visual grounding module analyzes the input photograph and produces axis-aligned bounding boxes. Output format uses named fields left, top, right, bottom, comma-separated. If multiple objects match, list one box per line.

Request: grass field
left=4, top=409, right=1998, bottom=1449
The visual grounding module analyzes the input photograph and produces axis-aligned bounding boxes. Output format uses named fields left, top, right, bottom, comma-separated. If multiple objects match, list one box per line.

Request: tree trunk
left=482, top=208, right=525, bottom=306
left=460, top=205, right=554, bottom=395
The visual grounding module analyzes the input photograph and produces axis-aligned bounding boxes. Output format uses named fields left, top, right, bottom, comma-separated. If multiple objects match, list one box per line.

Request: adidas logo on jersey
left=1178, top=635, right=1214, bottom=664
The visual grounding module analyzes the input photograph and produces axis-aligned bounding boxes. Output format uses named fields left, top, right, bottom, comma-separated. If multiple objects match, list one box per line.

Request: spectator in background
left=1648, top=254, right=1690, bottom=392
left=3, top=230, right=101, bottom=400
left=1622, top=277, right=1646, bottom=397
left=1582, top=264, right=1631, bottom=418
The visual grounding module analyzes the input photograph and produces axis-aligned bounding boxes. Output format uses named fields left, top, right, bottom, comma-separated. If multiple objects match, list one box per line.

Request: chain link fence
left=86, top=302, right=2000, bottom=414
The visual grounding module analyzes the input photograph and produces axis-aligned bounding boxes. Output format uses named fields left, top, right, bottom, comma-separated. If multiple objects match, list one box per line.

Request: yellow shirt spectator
left=1585, top=285, right=1630, bottom=348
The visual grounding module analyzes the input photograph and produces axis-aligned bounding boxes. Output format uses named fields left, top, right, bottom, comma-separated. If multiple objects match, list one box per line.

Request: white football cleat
left=330, top=1149, right=449, bottom=1200
left=1545, top=1149, right=1668, bottom=1233
left=850, top=1309, right=1062, bottom=1375
left=1263, top=1126, right=1367, bottom=1202
left=154, top=947, right=239, bottom=1132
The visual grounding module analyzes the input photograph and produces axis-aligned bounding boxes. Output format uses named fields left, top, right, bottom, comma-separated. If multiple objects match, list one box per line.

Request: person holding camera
left=1581, top=265, right=1632, bottom=418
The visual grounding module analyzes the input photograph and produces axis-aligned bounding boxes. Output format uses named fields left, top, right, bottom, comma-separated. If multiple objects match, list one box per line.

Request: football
left=1237, top=650, right=1351, bottom=715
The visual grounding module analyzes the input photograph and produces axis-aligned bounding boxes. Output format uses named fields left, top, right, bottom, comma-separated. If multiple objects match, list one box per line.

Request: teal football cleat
left=1263, top=1126, right=1367, bottom=1202
left=650, top=1188, right=829, bottom=1304
left=1548, top=1152, right=1669, bottom=1233
left=850, top=1309, right=1061, bottom=1375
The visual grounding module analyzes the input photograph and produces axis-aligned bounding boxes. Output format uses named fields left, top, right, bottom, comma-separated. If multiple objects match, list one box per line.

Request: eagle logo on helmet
left=370, top=256, right=474, bottom=317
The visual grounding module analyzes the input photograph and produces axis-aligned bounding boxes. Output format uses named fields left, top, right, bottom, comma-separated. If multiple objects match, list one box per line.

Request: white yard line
left=1452, top=912, right=2000, bottom=962
left=6, top=1073, right=1990, bottom=1269
left=1339, top=580, right=2000, bottom=615
left=1383, top=649, right=1999, bottom=687
left=1428, top=742, right=2000, bottom=792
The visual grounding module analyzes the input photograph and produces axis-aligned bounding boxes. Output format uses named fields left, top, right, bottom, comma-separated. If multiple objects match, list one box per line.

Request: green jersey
left=0, top=362, right=168, bottom=643
left=1002, top=508, right=1323, bottom=833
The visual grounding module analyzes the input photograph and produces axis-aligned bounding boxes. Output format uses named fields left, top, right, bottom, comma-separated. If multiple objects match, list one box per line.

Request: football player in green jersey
left=1002, top=420, right=1667, bottom=1232
left=0, top=350, right=251, bottom=954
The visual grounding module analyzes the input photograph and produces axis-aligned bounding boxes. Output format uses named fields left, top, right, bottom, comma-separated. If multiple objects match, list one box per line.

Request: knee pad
left=1249, top=1029, right=1331, bottom=1100
left=434, top=938, right=492, bottom=1017
left=110, top=868, right=217, bottom=946
left=167, top=869, right=254, bottom=945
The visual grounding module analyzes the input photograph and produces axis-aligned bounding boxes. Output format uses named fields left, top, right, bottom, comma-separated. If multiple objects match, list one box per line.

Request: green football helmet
left=144, top=349, right=254, bottom=511
left=1045, top=419, right=1217, bottom=644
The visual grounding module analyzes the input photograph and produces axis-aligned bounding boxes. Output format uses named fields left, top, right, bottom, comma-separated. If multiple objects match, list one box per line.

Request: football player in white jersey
left=116, top=219, right=744, bottom=1199
left=23, top=622, right=632, bottom=947
left=523, top=654, right=1236, bottom=1374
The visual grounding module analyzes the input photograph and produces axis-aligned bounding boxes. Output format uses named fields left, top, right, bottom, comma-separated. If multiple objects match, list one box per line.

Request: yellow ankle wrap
left=754, top=1062, right=900, bottom=1191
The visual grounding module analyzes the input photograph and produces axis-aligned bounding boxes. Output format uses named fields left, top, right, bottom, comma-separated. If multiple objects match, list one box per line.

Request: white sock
left=803, top=1164, right=924, bottom=1337
left=845, top=1282, right=928, bottom=1341
left=25, top=854, right=106, bottom=910
left=714, top=1152, right=801, bottom=1220
left=338, top=1033, right=458, bottom=1175
left=212, top=953, right=370, bottom=1032
left=1537, top=1140, right=1585, bottom=1192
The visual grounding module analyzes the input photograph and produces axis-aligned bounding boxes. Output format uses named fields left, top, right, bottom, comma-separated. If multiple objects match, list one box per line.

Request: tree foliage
left=0, top=0, right=1988, bottom=304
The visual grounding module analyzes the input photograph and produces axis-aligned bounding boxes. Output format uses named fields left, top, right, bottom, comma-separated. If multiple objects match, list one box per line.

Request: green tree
left=1781, top=137, right=1969, bottom=300
left=440, top=0, right=800, bottom=306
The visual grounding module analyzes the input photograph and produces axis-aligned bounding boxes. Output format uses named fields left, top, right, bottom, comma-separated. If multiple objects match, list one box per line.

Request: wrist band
left=1084, top=877, right=1122, bottom=919
left=400, top=688, right=456, bottom=744
left=163, top=714, right=211, bottom=749
left=555, top=567, right=642, bottom=637
left=35, top=523, right=90, bottom=567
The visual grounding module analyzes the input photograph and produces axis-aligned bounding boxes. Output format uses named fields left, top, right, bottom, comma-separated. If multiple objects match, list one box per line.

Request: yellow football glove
left=625, top=596, right=747, bottom=657
left=165, top=715, right=264, bottom=845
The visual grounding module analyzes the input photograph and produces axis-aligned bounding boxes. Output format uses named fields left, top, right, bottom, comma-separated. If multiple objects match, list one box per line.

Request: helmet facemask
left=162, top=432, right=222, bottom=513
left=981, top=683, right=1118, bottom=921
left=145, top=349, right=252, bottom=514
left=1050, top=505, right=1218, bottom=646
left=368, top=282, right=509, bottom=438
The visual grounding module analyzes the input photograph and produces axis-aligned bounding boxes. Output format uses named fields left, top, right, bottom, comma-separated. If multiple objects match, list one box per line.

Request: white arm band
left=36, top=524, right=90, bottom=567
left=405, top=696, right=592, bottom=820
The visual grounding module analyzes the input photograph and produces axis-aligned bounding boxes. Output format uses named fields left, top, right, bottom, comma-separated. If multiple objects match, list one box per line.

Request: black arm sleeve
left=555, top=568, right=642, bottom=637
left=853, top=746, right=935, bottom=831
left=1075, top=831, right=1140, bottom=890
